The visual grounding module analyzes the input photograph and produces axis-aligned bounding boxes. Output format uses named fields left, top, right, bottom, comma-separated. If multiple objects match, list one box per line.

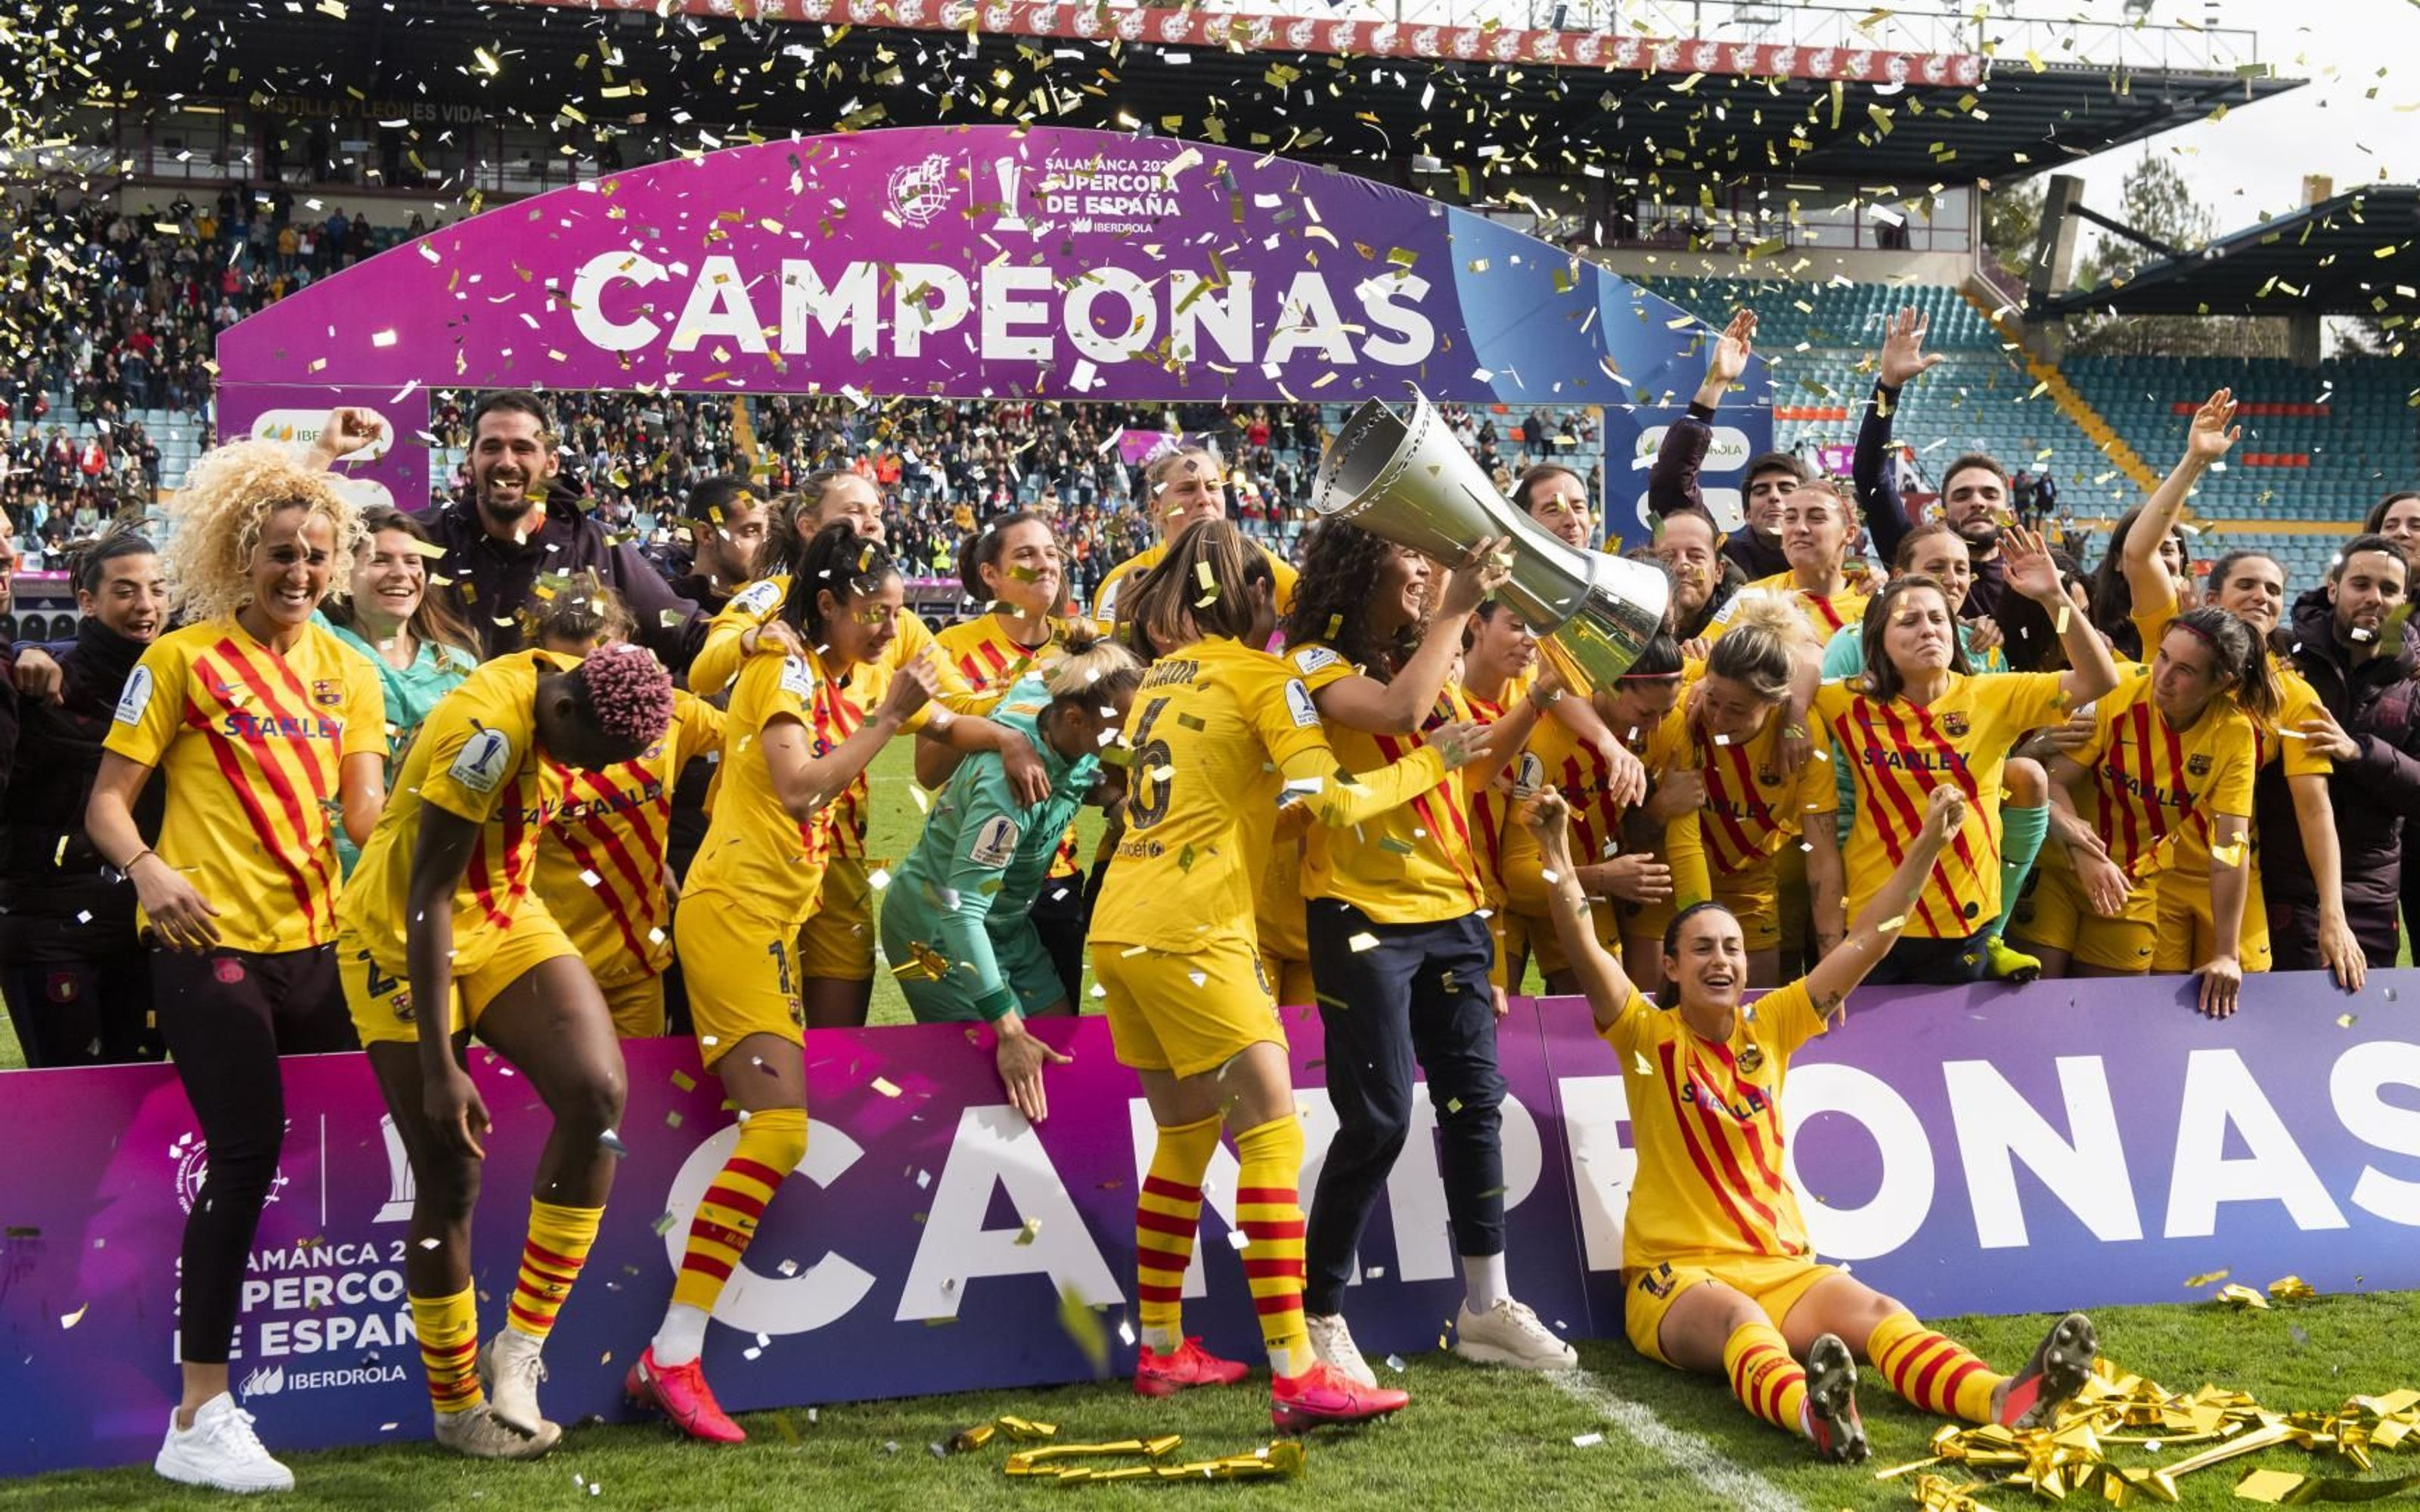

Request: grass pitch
left=9, top=1290, right=2420, bottom=1509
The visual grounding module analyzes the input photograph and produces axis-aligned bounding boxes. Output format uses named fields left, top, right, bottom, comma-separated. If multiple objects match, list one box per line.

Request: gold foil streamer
left=1004, top=1435, right=1186, bottom=1475
left=996, top=1415, right=1058, bottom=1440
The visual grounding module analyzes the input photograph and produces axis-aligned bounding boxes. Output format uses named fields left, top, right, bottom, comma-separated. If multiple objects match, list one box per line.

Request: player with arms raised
left=1523, top=782, right=2097, bottom=1462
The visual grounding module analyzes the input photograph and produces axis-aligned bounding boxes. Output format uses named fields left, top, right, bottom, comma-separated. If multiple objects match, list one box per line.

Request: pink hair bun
left=580, top=644, right=675, bottom=748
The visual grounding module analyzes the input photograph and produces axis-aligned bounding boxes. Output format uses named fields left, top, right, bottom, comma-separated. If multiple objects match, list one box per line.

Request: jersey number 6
left=1126, top=696, right=1174, bottom=831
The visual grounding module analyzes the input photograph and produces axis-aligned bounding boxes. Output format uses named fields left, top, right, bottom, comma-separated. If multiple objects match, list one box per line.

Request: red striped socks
left=670, top=1108, right=808, bottom=1318
left=411, top=1284, right=482, bottom=1414
left=505, top=1199, right=600, bottom=1341
left=1135, top=1113, right=1223, bottom=1355
left=1722, top=1321, right=1810, bottom=1436
left=1233, top=1113, right=1311, bottom=1380
left=1869, top=1310, right=2003, bottom=1424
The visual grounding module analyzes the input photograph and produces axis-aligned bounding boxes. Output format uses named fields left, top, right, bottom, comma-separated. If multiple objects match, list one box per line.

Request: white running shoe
left=154, top=1393, right=295, bottom=1494
left=433, top=1402, right=562, bottom=1461
left=1454, top=1297, right=1579, bottom=1370
left=479, top=1332, right=551, bottom=1434
left=1304, top=1312, right=1379, bottom=1389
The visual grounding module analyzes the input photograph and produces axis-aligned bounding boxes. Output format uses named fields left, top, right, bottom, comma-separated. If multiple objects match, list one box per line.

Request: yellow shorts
left=1714, top=860, right=1782, bottom=953
left=797, top=854, right=875, bottom=981
left=342, top=900, right=582, bottom=1048
left=1258, top=951, right=1316, bottom=1012
left=1772, top=841, right=1810, bottom=957
left=598, top=973, right=668, bottom=1038
left=1097, top=934, right=1285, bottom=1080
left=678, top=897, right=804, bottom=1069
left=2009, top=863, right=2156, bottom=972
left=2152, top=866, right=2273, bottom=974
left=1523, top=899, right=1620, bottom=980
left=1624, top=1253, right=1841, bottom=1369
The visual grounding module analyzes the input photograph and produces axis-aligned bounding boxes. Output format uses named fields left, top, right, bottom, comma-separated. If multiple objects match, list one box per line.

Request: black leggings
left=1302, top=901, right=1504, bottom=1316
left=153, top=945, right=353, bottom=1365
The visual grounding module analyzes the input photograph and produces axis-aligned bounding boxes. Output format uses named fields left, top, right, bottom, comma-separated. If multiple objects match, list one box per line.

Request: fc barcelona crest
left=1736, top=1043, right=1766, bottom=1076
left=312, top=679, right=344, bottom=707
left=2187, top=753, right=2211, bottom=776
left=1942, top=711, right=1971, bottom=738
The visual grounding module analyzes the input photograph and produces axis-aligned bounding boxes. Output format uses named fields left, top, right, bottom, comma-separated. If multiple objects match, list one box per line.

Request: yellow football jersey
left=686, top=572, right=935, bottom=705
left=1658, top=702, right=1836, bottom=882
left=1600, top=978, right=1825, bottom=1268
left=1289, top=641, right=1488, bottom=925
left=1499, top=692, right=1699, bottom=920
left=538, top=692, right=725, bottom=984
left=2045, top=662, right=2257, bottom=883
left=1092, top=636, right=1444, bottom=953
left=107, top=618, right=386, bottom=953
left=1728, top=572, right=1872, bottom=641
left=1090, top=540, right=1300, bottom=625
left=340, top=652, right=577, bottom=979
left=1813, top=671, right=2068, bottom=940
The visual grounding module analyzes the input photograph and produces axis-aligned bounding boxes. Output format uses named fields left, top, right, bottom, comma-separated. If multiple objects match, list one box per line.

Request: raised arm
left=2124, top=388, right=2238, bottom=628
left=1305, top=546, right=1509, bottom=736
left=1649, top=310, right=1755, bottom=519
left=1801, top=783, right=1964, bottom=1015
left=1519, top=791, right=1637, bottom=1031
left=762, top=655, right=938, bottom=822
left=1853, top=307, right=1943, bottom=564
left=2002, top=524, right=2119, bottom=708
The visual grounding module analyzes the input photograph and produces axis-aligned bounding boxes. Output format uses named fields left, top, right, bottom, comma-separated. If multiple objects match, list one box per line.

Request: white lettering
left=2330, top=1040, right=2420, bottom=1226
left=1168, top=270, right=1253, bottom=365
left=2164, top=1049, right=2348, bottom=1238
left=780, top=258, right=880, bottom=358
left=1944, top=1057, right=2142, bottom=1248
left=898, top=1105, right=1123, bottom=1318
left=568, top=250, right=667, bottom=352
left=669, top=254, right=768, bottom=354
left=1357, top=272, right=1436, bottom=366
left=1782, top=1063, right=1934, bottom=1260
left=1264, top=271, right=1355, bottom=367
left=893, top=262, right=972, bottom=358
left=981, top=264, right=1056, bottom=361
left=1558, top=1075, right=1636, bottom=1272
left=1065, top=267, right=1158, bottom=364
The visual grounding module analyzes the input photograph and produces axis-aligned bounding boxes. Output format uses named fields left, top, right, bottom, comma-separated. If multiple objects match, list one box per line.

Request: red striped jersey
left=107, top=618, right=386, bottom=952
left=338, top=651, right=578, bottom=979
left=1813, top=672, right=2069, bottom=940
left=1290, top=640, right=1486, bottom=924
left=1730, top=572, right=1872, bottom=640
left=2046, top=662, right=2256, bottom=883
left=538, top=692, right=725, bottom=985
left=1601, top=978, right=1826, bottom=1267
left=1664, top=702, right=1837, bottom=880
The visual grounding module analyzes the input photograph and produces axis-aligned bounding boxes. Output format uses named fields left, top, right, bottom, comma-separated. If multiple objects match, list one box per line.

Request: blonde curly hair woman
left=85, top=440, right=389, bottom=1495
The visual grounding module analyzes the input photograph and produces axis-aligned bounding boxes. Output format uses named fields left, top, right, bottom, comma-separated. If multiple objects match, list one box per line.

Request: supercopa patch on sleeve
left=1286, top=679, right=1320, bottom=729
left=448, top=727, right=514, bottom=795
left=113, top=665, right=154, bottom=726
left=967, top=814, right=1021, bottom=867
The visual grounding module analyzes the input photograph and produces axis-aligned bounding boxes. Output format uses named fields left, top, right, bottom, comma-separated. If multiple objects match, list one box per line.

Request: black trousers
left=153, top=945, right=353, bottom=1365
left=2, top=953, right=162, bottom=1066
left=2269, top=896, right=2400, bottom=974
left=1302, top=900, right=1504, bottom=1316
left=1027, top=869, right=1089, bottom=1013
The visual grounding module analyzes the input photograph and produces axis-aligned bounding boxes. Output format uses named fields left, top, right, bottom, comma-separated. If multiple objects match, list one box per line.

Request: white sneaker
left=433, top=1402, right=561, bottom=1461
left=154, top=1393, right=295, bottom=1493
left=1304, top=1312, right=1378, bottom=1389
left=1454, top=1297, right=1578, bottom=1370
left=479, top=1331, right=551, bottom=1434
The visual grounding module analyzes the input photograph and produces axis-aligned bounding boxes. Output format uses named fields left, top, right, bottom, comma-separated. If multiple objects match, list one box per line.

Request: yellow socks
left=672, top=1108, right=808, bottom=1314
left=506, top=1199, right=600, bottom=1341
left=1869, top=1310, right=2003, bottom=1424
left=1136, top=1113, right=1223, bottom=1356
left=1723, top=1321, right=1809, bottom=1436
left=1233, top=1113, right=1311, bottom=1380
left=411, top=1284, right=482, bottom=1414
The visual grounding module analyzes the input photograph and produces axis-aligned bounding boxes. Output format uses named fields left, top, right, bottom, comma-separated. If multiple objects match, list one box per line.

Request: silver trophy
left=1312, top=392, right=1670, bottom=692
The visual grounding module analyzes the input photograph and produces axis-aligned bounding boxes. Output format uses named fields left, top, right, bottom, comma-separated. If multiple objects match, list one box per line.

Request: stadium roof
left=2035, top=187, right=2420, bottom=319
left=76, top=0, right=2303, bottom=188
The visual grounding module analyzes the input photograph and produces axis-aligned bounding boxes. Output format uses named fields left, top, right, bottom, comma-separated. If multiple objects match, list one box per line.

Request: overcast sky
left=2060, top=0, right=2420, bottom=229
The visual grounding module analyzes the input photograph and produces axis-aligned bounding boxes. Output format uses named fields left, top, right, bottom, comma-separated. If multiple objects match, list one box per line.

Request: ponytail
left=2169, top=605, right=2278, bottom=723
left=1042, top=621, right=1144, bottom=712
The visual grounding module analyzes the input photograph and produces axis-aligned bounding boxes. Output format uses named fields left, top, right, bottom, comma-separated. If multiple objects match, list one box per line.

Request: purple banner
left=214, top=125, right=1768, bottom=509
left=1540, top=970, right=2420, bottom=1326
left=213, top=383, right=433, bottom=515
left=12, top=970, right=2409, bottom=1476
left=0, top=1002, right=1589, bottom=1476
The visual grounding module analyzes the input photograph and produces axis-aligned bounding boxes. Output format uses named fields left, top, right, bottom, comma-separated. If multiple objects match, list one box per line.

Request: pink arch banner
left=216, top=123, right=1769, bottom=520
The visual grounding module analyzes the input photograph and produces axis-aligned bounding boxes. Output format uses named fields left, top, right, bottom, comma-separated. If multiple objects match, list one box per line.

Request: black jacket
left=1647, top=402, right=1788, bottom=582
left=0, top=618, right=161, bottom=960
left=2256, top=588, right=2420, bottom=913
